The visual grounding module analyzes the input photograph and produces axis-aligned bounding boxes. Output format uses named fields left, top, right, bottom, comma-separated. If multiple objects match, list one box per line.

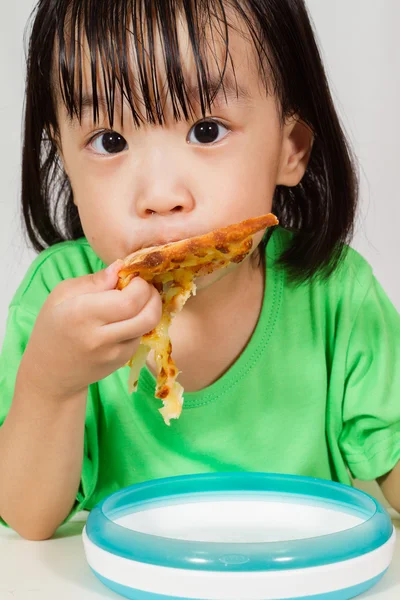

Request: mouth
left=152, top=235, right=188, bottom=247
left=140, top=230, right=201, bottom=251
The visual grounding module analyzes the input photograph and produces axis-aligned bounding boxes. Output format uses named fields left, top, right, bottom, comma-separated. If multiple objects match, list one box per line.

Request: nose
left=138, top=193, right=192, bottom=217
left=136, top=151, right=195, bottom=218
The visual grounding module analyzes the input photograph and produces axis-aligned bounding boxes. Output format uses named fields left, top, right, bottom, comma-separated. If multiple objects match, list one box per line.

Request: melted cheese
left=128, top=268, right=196, bottom=425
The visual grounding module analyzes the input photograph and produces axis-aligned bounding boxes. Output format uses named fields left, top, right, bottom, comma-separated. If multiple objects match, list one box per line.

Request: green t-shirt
left=1, top=228, right=400, bottom=528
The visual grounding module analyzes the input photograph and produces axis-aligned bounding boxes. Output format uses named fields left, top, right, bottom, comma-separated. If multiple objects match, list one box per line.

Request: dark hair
left=22, top=0, right=358, bottom=281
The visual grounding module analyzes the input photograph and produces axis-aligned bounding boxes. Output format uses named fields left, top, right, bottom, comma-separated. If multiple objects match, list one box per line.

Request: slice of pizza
left=117, top=212, right=279, bottom=425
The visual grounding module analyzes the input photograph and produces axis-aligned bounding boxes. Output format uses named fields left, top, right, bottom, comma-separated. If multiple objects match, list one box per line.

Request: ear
left=276, top=117, right=314, bottom=187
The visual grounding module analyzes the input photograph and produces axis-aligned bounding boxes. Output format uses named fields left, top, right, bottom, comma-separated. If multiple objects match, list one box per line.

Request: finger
left=101, top=286, right=162, bottom=342
left=52, top=259, right=124, bottom=305
left=70, top=276, right=154, bottom=325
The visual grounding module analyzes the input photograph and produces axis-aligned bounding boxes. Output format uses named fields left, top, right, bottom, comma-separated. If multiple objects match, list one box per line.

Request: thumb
left=90, top=259, right=124, bottom=291
left=52, top=259, right=125, bottom=306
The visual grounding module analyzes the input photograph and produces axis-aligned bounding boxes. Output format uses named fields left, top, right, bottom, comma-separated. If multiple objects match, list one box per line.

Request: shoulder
left=269, top=227, right=374, bottom=307
left=10, top=239, right=104, bottom=314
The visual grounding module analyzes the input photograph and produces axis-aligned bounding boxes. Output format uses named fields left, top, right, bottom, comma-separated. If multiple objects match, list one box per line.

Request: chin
left=194, top=261, right=240, bottom=292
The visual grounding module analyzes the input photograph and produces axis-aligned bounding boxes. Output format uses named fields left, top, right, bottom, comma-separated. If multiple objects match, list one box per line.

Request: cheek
left=71, top=190, right=127, bottom=265
left=77, top=208, right=123, bottom=265
left=61, top=150, right=131, bottom=261
left=72, top=174, right=118, bottom=243
left=207, top=146, right=276, bottom=222
left=70, top=158, right=121, bottom=210
left=61, top=129, right=125, bottom=213
left=204, top=112, right=281, bottom=219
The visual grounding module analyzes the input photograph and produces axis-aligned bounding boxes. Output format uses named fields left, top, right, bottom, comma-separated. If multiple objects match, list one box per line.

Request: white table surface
left=0, top=510, right=399, bottom=600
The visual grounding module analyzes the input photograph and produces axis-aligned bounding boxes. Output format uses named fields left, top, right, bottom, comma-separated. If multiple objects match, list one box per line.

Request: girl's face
left=55, top=19, right=311, bottom=270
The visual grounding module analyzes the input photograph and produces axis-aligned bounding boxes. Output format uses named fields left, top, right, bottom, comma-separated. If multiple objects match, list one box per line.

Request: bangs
left=54, top=0, right=272, bottom=128
left=24, top=0, right=358, bottom=278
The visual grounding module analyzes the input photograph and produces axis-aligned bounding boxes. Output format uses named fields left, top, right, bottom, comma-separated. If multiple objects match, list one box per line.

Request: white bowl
left=83, top=472, right=395, bottom=600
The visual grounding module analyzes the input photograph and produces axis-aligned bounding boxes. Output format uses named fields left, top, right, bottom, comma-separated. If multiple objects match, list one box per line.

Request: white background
left=0, top=1, right=398, bottom=502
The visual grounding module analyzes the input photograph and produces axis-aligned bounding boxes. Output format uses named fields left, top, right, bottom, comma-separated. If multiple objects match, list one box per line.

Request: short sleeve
left=339, top=276, right=400, bottom=480
left=0, top=305, right=99, bottom=529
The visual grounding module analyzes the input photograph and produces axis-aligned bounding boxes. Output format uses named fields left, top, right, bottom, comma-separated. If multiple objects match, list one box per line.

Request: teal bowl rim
left=85, top=472, right=393, bottom=572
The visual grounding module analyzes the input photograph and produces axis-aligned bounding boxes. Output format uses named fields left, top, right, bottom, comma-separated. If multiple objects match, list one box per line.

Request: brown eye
left=91, top=131, right=128, bottom=154
left=187, top=120, right=229, bottom=145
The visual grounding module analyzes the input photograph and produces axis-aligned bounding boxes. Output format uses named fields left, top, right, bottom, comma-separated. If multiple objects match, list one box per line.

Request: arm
left=0, top=263, right=162, bottom=540
left=0, top=382, right=87, bottom=540
left=377, top=461, right=400, bottom=513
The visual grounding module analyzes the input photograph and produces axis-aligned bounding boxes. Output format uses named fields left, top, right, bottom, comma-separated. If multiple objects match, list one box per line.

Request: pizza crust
left=117, top=213, right=279, bottom=287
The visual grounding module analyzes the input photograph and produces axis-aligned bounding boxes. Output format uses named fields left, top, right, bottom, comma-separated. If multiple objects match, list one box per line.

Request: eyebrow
left=66, top=74, right=253, bottom=128
left=189, top=74, right=253, bottom=105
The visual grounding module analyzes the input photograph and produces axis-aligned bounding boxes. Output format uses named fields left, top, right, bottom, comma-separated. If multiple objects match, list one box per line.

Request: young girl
left=0, top=0, right=399, bottom=540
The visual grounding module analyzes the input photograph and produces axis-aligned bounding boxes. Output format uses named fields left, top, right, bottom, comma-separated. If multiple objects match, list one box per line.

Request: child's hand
left=18, top=261, right=162, bottom=401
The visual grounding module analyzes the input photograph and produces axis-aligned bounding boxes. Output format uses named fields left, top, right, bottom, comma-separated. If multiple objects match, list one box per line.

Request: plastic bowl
left=83, top=472, right=395, bottom=600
